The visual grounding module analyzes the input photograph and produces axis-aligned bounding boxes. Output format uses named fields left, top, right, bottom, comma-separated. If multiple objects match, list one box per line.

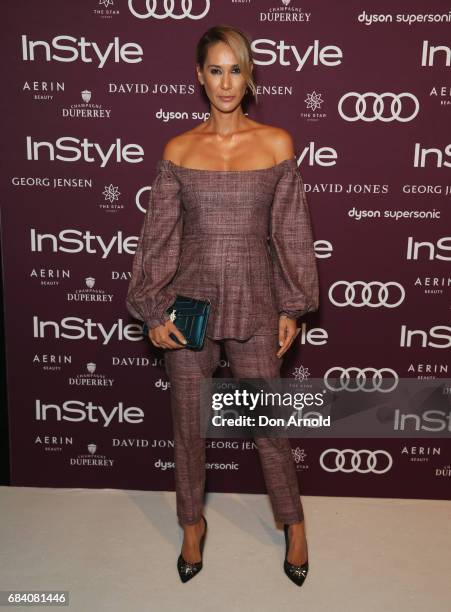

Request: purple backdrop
left=1, top=0, right=450, bottom=499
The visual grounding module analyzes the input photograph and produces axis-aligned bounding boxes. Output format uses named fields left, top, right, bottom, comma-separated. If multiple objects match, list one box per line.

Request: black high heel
left=283, top=523, right=309, bottom=587
left=177, top=515, right=207, bottom=583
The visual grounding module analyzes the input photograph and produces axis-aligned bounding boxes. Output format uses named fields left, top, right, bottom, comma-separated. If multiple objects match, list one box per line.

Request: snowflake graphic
left=99, top=0, right=114, bottom=8
left=304, top=91, right=323, bottom=112
left=103, top=184, right=121, bottom=203
left=293, top=365, right=310, bottom=381
left=292, top=447, right=307, bottom=463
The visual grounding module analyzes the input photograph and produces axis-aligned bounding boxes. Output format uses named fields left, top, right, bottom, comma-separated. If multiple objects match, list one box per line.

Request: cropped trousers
left=164, top=332, right=304, bottom=526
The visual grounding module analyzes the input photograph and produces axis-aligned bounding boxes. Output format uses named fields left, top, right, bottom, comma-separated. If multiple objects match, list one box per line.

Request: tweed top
left=126, top=156, right=319, bottom=340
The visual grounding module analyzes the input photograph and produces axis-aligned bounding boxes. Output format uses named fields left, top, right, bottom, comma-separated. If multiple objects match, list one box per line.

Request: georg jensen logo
left=128, top=0, right=210, bottom=20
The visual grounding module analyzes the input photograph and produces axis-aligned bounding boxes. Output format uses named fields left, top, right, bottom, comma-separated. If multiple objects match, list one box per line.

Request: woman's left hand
left=276, top=315, right=301, bottom=358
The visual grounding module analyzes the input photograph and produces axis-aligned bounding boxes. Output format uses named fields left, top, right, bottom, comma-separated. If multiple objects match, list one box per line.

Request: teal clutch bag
left=142, top=295, right=211, bottom=351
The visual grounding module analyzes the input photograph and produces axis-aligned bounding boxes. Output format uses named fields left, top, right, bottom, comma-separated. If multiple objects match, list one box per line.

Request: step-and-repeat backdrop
left=1, top=1, right=450, bottom=500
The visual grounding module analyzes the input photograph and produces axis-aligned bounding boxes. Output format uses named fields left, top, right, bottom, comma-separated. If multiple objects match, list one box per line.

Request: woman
left=126, top=25, right=319, bottom=586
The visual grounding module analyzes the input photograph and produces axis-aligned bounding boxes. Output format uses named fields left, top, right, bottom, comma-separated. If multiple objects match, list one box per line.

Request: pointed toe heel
left=177, top=515, right=207, bottom=583
left=283, top=523, right=309, bottom=587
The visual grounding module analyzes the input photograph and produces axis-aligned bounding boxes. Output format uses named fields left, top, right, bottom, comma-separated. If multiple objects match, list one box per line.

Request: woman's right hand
left=149, top=320, right=187, bottom=349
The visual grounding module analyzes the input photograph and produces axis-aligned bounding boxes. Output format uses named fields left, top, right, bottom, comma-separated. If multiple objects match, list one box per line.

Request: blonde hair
left=195, top=25, right=257, bottom=102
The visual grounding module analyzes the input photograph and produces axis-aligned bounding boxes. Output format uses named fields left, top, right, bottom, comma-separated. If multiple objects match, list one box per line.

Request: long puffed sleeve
left=269, top=159, right=319, bottom=320
left=126, top=163, right=183, bottom=329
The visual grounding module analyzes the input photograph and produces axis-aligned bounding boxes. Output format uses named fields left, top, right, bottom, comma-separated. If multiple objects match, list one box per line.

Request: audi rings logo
left=320, top=449, right=393, bottom=474
left=329, top=281, right=405, bottom=308
left=338, top=92, right=419, bottom=122
left=323, top=367, right=399, bottom=392
left=128, top=0, right=210, bottom=19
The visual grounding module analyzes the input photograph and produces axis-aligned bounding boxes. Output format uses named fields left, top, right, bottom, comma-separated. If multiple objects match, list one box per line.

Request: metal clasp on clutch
left=169, top=309, right=177, bottom=322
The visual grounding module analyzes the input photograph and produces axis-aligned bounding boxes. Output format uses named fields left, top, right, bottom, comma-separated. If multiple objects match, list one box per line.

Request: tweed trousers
left=164, top=332, right=304, bottom=527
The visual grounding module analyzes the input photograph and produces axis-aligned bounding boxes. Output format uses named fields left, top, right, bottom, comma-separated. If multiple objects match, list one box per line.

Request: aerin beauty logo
left=93, top=0, right=120, bottom=18
left=30, top=267, right=70, bottom=287
left=100, top=184, right=123, bottom=212
left=400, top=445, right=441, bottom=463
left=35, top=434, right=74, bottom=452
left=414, top=275, right=451, bottom=296
left=23, top=80, right=65, bottom=101
left=66, top=276, right=115, bottom=304
left=61, top=89, right=112, bottom=119
left=69, top=362, right=114, bottom=388
left=407, top=362, right=449, bottom=380
left=429, top=84, right=451, bottom=108
left=33, top=352, right=73, bottom=372
left=301, top=90, right=327, bottom=121
left=259, top=1, right=312, bottom=23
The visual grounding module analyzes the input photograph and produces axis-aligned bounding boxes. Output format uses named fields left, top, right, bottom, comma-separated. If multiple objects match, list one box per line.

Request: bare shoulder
left=266, top=126, right=295, bottom=163
left=161, top=128, right=200, bottom=164
left=251, top=122, right=295, bottom=164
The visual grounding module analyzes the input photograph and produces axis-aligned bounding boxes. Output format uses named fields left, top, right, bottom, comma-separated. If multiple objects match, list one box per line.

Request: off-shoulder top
left=126, top=156, right=319, bottom=340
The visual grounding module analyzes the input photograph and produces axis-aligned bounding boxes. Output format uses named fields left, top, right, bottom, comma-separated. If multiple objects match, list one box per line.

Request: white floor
left=0, top=486, right=450, bottom=611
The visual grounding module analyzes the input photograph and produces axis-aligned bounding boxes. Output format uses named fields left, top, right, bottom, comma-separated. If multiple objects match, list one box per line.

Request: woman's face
left=196, top=41, right=250, bottom=113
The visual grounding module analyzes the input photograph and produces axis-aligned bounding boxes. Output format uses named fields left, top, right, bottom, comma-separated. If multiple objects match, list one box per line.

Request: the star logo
left=304, top=91, right=324, bottom=112
left=103, top=184, right=121, bottom=203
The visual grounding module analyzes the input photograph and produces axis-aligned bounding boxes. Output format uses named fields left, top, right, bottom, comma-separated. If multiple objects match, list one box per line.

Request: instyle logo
left=32, top=317, right=144, bottom=344
left=128, top=0, right=210, bottom=20
left=406, top=236, right=451, bottom=260
left=413, top=143, right=451, bottom=168
left=35, top=399, right=144, bottom=427
left=21, top=35, right=143, bottom=68
left=26, top=137, right=144, bottom=167
left=395, top=411, right=451, bottom=432
left=30, top=229, right=138, bottom=258
left=338, top=92, right=419, bottom=122
left=421, top=41, right=451, bottom=67
left=400, top=325, right=451, bottom=349
left=251, top=39, right=342, bottom=71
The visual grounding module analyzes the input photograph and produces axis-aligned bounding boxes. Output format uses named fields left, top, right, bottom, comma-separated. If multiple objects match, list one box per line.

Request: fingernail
left=279, top=341, right=283, bottom=346
left=182, top=339, right=187, bottom=344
